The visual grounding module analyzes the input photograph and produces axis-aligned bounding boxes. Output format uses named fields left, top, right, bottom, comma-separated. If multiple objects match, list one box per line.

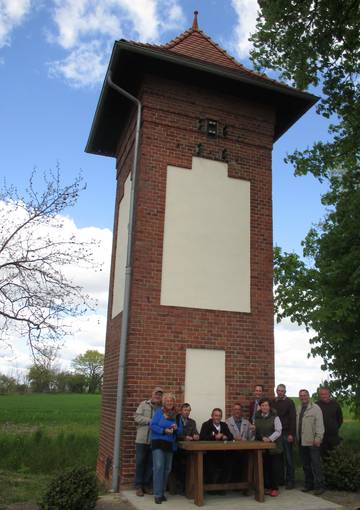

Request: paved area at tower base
left=97, top=489, right=344, bottom=510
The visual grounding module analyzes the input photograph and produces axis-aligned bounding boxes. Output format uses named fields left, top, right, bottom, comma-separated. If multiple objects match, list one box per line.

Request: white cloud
left=230, top=0, right=258, bottom=58
left=275, top=320, right=328, bottom=397
left=48, top=39, right=109, bottom=88
left=56, top=314, right=107, bottom=364
left=48, top=0, right=185, bottom=87
left=0, top=202, right=112, bottom=374
left=0, top=313, right=107, bottom=375
left=51, top=0, right=121, bottom=50
left=54, top=215, right=112, bottom=310
left=0, top=0, right=31, bottom=48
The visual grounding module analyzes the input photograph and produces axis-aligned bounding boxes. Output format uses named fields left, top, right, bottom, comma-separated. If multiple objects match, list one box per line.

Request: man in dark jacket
left=177, top=403, right=200, bottom=441
left=249, top=384, right=264, bottom=424
left=316, top=387, right=343, bottom=458
left=171, top=403, right=199, bottom=494
left=272, top=384, right=296, bottom=489
left=200, top=408, right=233, bottom=487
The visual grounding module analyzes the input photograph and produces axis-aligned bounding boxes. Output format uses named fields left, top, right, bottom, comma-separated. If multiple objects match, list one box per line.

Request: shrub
left=39, top=466, right=98, bottom=509
left=323, top=445, right=360, bottom=491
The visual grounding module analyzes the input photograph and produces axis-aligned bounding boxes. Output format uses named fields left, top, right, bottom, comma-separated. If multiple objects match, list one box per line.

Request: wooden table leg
left=194, top=452, right=204, bottom=506
left=185, top=452, right=195, bottom=499
left=247, top=450, right=254, bottom=492
left=254, top=450, right=264, bottom=502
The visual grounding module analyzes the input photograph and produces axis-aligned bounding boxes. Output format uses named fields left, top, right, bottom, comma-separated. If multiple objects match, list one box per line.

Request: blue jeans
left=135, top=443, right=153, bottom=489
left=152, top=448, right=173, bottom=498
left=300, top=445, right=324, bottom=490
left=282, top=434, right=295, bottom=484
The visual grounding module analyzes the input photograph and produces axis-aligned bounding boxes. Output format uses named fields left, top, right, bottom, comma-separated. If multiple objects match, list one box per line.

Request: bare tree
left=0, top=168, right=99, bottom=362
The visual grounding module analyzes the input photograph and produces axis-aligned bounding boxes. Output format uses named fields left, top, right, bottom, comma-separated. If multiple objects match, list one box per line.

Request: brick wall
left=97, top=74, right=276, bottom=488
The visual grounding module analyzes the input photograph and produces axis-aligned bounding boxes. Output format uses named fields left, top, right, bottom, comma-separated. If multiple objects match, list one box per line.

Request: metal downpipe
left=107, top=72, right=142, bottom=492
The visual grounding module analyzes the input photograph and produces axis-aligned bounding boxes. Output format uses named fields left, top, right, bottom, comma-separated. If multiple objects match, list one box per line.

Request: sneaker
left=314, top=488, right=325, bottom=496
left=154, top=497, right=162, bottom=504
left=270, top=490, right=279, bottom=497
left=264, top=489, right=271, bottom=495
left=161, top=495, right=167, bottom=501
left=286, top=482, right=295, bottom=490
left=144, top=487, right=153, bottom=495
left=136, top=488, right=144, bottom=497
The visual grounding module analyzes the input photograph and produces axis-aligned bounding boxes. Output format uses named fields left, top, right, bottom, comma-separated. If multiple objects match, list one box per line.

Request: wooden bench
left=178, top=440, right=275, bottom=506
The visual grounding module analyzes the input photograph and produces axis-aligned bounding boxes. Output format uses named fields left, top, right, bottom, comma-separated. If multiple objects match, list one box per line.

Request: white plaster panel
left=161, top=157, right=251, bottom=312
left=185, top=348, right=225, bottom=429
left=111, top=175, right=131, bottom=318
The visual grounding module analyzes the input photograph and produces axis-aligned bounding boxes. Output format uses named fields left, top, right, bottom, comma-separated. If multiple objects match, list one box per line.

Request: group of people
left=133, top=384, right=343, bottom=504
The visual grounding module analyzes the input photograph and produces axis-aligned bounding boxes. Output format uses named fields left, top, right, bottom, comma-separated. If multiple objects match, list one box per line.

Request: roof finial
left=192, top=10, right=199, bottom=31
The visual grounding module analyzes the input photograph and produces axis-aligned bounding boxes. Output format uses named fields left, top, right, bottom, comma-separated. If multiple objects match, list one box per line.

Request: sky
left=0, top=0, right=332, bottom=396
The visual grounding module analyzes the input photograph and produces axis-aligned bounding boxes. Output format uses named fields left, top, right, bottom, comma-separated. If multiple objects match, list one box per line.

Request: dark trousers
left=263, top=453, right=281, bottom=490
left=135, top=443, right=153, bottom=489
left=320, top=435, right=341, bottom=459
left=204, top=451, right=231, bottom=484
left=171, top=450, right=187, bottom=493
left=280, top=434, right=295, bottom=484
left=300, top=445, right=324, bottom=490
left=229, top=451, right=248, bottom=483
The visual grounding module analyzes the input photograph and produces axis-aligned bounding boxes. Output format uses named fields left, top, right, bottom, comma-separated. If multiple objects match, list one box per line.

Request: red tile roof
left=124, top=25, right=298, bottom=93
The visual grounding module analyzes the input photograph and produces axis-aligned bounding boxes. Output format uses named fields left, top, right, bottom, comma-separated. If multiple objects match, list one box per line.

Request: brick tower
left=86, top=13, right=316, bottom=488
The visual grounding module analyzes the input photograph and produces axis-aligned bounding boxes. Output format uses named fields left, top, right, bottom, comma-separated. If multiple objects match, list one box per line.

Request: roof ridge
left=162, top=28, right=195, bottom=48
left=119, top=27, right=195, bottom=51
left=124, top=27, right=245, bottom=73
left=195, top=30, right=246, bottom=70
left=163, top=27, right=250, bottom=73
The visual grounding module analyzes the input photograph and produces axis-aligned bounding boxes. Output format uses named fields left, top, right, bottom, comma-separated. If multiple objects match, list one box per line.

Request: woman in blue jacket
left=150, top=393, right=178, bottom=504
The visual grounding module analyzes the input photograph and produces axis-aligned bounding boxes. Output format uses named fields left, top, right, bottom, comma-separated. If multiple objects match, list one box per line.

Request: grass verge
left=0, top=470, right=50, bottom=508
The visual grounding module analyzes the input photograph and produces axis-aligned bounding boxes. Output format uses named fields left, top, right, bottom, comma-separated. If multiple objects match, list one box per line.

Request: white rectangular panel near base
left=184, top=348, right=225, bottom=430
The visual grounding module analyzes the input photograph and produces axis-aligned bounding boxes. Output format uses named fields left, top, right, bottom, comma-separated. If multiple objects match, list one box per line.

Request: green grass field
left=0, top=394, right=101, bottom=507
left=0, top=393, right=101, bottom=433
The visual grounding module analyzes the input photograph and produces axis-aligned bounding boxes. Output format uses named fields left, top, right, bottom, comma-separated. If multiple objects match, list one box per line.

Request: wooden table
left=178, top=440, right=275, bottom=506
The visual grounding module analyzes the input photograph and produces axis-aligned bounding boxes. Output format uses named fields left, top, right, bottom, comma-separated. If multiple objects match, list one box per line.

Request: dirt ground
left=1, top=494, right=134, bottom=510
left=321, top=490, right=360, bottom=510
left=3, top=490, right=360, bottom=510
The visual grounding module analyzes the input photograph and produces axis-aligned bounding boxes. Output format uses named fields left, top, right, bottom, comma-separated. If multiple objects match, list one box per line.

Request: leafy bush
left=323, top=445, right=360, bottom=491
left=39, top=466, right=98, bottom=509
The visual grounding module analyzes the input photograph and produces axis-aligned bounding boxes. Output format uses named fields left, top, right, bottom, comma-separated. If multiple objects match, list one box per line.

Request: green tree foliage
left=53, top=371, right=87, bottom=393
left=250, top=0, right=360, bottom=179
left=28, top=365, right=56, bottom=393
left=251, top=1, right=360, bottom=409
left=274, top=169, right=360, bottom=411
left=0, top=374, right=17, bottom=394
left=72, top=350, right=104, bottom=394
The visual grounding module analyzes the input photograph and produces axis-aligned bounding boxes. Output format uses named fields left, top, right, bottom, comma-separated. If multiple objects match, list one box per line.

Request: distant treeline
left=0, top=369, right=101, bottom=394
left=1, top=350, right=104, bottom=395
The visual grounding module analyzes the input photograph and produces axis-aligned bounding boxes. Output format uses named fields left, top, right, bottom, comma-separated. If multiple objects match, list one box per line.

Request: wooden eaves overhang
left=85, top=39, right=318, bottom=158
